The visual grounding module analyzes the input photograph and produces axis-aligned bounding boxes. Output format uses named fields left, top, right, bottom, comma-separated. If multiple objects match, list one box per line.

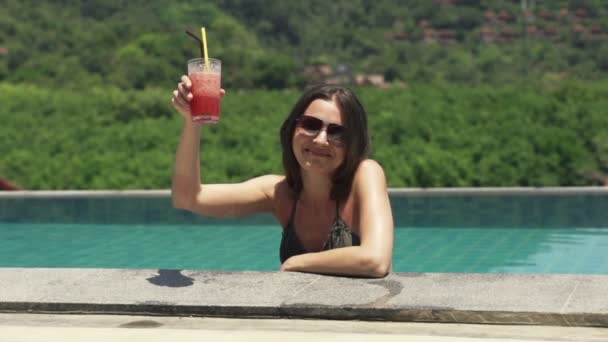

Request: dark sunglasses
left=296, top=115, right=346, bottom=144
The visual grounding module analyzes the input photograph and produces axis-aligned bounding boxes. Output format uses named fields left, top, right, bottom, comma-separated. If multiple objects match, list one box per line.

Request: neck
left=299, top=170, right=333, bottom=206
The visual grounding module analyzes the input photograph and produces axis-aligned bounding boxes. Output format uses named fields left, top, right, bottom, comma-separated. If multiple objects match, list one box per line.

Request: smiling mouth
left=304, top=148, right=331, bottom=157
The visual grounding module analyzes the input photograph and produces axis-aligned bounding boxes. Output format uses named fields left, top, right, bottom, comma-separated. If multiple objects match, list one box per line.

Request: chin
left=303, top=161, right=333, bottom=172
left=300, top=158, right=340, bottom=175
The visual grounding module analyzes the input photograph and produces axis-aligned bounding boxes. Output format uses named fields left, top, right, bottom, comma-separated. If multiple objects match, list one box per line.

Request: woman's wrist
left=183, top=118, right=203, bottom=130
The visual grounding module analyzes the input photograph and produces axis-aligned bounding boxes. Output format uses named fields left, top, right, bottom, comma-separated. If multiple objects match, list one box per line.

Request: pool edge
left=1, top=268, right=606, bottom=328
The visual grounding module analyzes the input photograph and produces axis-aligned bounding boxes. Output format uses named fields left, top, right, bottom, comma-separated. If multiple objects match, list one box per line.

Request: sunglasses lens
left=327, top=124, right=344, bottom=137
left=297, top=116, right=346, bottom=145
left=299, top=116, right=323, bottom=133
left=327, top=125, right=345, bottom=144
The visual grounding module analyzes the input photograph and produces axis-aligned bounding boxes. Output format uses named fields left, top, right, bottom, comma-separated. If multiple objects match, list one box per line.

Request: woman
left=171, top=78, right=394, bottom=277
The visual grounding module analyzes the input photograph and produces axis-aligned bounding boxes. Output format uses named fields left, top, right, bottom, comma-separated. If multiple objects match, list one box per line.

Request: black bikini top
left=279, top=197, right=360, bottom=263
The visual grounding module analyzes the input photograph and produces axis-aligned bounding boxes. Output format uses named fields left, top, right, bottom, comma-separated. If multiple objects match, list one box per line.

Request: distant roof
left=0, top=178, right=19, bottom=190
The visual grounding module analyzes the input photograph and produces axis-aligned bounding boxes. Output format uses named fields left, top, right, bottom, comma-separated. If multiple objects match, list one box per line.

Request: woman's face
left=292, top=99, right=346, bottom=177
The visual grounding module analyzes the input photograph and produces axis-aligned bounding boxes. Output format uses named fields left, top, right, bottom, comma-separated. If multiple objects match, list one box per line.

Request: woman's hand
left=280, top=257, right=296, bottom=272
left=171, top=75, right=226, bottom=122
left=171, top=75, right=193, bottom=119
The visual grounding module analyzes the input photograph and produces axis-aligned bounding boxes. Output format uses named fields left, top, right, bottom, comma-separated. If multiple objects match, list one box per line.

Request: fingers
left=172, top=75, right=225, bottom=118
left=177, top=82, right=192, bottom=101
left=171, top=75, right=193, bottom=117
left=171, top=92, right=188, bottom=116
left=177, top=75, right=192, bottom=100
left=172, top=75, right=192, bottom=115
left=180, top=75, right=192, bottom=89
left=172, top=90, right=189, bottom=110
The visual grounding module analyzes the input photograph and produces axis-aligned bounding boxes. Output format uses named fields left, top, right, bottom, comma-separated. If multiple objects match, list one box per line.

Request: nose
left=312, top=128, right=330, bottom=145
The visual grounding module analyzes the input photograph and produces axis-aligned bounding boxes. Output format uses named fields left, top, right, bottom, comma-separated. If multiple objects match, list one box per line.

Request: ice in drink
left=187, top=58, right=222, bottom=124
left=189, top=71, right=221, bottom=123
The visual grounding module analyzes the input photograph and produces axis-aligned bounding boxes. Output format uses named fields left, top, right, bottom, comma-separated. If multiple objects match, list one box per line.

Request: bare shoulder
left=353, top=159, right=388, bottom=196
left=354, top=159, right=387, bottom=182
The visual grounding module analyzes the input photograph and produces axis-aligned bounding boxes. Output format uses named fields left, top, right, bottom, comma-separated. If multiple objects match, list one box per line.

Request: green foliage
left=212, top=0, right=608, bottom=84
left=0, top=0, right=302, bottom=90
left=2, top=81, right=607, bottom=189
left=2, top=1, right=608, bottom=89
left=359, top=80, right=608, bottom=187
left=2, top=1, right=608, bottom=189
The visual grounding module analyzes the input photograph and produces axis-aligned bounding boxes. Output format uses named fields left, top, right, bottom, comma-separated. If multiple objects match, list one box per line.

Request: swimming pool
left=1, top=189, right=607, bottom=274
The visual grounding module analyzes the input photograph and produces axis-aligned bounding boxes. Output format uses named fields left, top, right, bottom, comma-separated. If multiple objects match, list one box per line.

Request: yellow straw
left=201, top=27, right=209, bottom=70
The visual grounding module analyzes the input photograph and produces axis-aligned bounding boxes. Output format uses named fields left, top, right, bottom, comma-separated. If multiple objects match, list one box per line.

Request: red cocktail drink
left=188, top=58, right=222, bottom=124
left=190, top=72, right=221, bottom=123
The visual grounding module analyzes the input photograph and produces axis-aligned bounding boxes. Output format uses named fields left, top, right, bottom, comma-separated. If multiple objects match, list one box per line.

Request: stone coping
left=1, top=187, right=606, bottom=198
left=0, top=268, right=606, bottom=328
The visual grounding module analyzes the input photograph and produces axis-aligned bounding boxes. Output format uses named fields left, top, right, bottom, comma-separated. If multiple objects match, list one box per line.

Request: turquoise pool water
left=1, top=223, right=607, bottom=274
left=1, top=191, right=607, bottom=274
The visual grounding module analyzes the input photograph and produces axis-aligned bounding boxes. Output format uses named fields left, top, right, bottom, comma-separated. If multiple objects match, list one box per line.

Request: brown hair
left=280, top=84, right=371, bottom=201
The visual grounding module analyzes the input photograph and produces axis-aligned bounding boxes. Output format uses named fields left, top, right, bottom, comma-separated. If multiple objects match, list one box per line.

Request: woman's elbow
left=370, top=262, right=391, bottom=278
left=361, top=253, right=391, bottom=278
left=171, top=190, right=193, bottom=210
left=172, top=197, right=190, bottom=210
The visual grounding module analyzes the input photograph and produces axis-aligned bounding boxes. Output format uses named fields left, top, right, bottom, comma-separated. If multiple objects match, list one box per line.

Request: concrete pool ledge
left=0, top=268, right=606, bottom=328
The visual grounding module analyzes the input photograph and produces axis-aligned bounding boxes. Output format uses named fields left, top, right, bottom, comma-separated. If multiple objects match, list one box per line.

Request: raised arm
left=171, top=75, right=278, bottom=218
left=280, top=159, right=394, bottom=277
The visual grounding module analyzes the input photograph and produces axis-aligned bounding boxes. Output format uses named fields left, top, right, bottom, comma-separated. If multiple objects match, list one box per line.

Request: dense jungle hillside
left=213, top=0, right=608, bottom=86
left=2, top=0, right=607, bottom=89
left=1, top=1, right=607, bottom=189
